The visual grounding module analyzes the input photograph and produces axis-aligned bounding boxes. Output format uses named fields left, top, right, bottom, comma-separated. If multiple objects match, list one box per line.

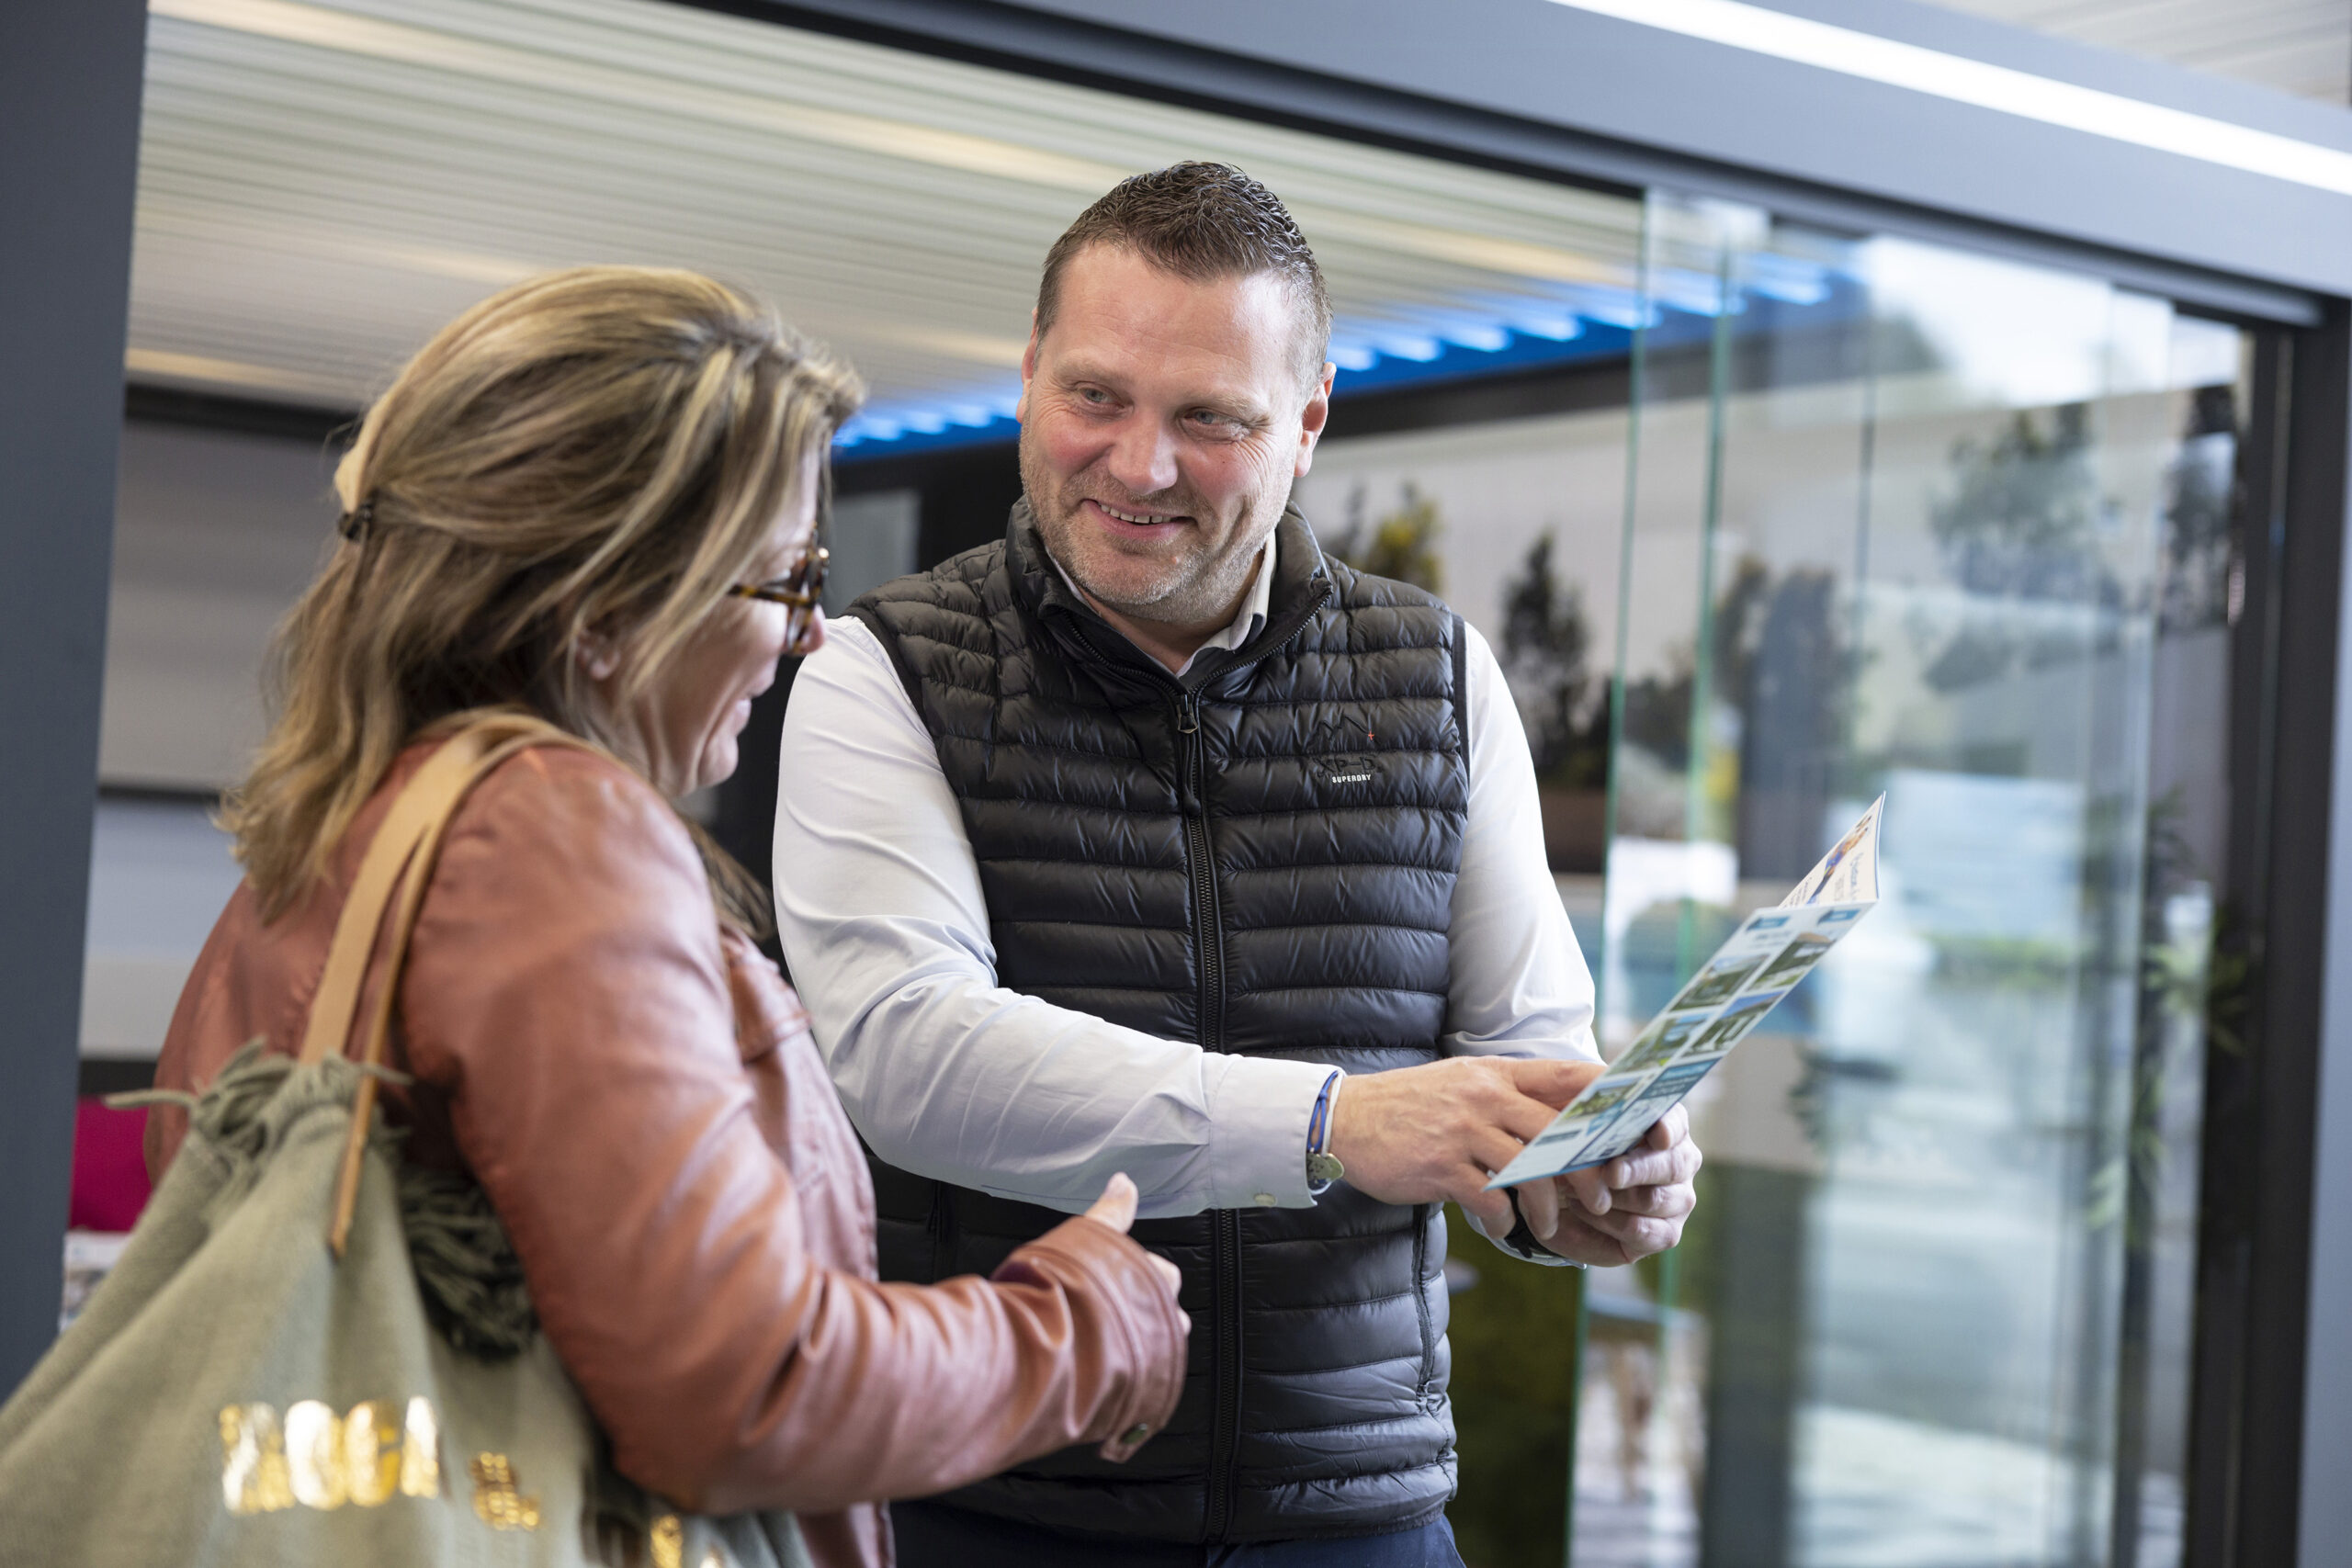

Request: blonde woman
left=147, top=268, right=1187, bottom=1568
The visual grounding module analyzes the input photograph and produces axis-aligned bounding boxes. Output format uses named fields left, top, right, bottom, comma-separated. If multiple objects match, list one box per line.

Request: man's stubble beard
left=1018, top=433, right=1282, bottom=631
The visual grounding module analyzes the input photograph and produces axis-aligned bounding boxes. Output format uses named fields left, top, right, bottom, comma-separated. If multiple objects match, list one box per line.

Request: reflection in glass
left=1590, top=195, right=2243, bottom=1568
left=1283, top=180, right=2240, bottom=1568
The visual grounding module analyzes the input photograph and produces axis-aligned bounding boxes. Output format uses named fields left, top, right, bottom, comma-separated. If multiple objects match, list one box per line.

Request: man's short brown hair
left=1035, top=162, right=1332, bottom=387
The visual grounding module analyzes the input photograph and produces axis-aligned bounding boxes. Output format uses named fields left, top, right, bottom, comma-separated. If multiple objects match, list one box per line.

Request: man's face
left=1017, top=244, right=1334, bottom=631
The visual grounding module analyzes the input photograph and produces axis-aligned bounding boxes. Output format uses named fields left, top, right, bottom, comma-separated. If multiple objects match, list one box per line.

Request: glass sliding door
left=1581, top=192, right=2249, bottom=1568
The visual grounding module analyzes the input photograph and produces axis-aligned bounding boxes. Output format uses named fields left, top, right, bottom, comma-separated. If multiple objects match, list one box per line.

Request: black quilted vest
left=845, top=503, right=1469, bottom=1544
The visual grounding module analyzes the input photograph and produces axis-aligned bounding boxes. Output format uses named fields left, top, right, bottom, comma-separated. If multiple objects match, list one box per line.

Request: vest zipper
left=1175, top=690, right=1223, bottom=1054
left=1208, top=1205, right=1243, bottom=1540
left=1176, top=685, right=1244, bottom=1542
left=926, top=1179, right=956, bottom=1283
left=1412, top=1204, right=1438, bottom=1407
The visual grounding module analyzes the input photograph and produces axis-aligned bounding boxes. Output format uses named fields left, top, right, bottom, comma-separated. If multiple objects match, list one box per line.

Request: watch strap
left=1306, top=1070, right=1343, bottom=1194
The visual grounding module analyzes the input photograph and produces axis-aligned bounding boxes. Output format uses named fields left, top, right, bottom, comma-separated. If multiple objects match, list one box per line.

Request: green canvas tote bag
left=0, top=714, right=810, bottom=1568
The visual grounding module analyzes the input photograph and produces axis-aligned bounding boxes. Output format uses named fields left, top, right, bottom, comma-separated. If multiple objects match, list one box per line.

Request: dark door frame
left=2195, top=305, right=2352, bottom=1568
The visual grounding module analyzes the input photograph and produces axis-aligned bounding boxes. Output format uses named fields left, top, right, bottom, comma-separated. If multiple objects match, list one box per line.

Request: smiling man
left=774, top=164, right=1702, bottom=1567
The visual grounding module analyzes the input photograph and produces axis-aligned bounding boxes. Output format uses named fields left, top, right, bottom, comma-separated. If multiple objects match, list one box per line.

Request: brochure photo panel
left=1487, top=797, right=1883, bottom=1190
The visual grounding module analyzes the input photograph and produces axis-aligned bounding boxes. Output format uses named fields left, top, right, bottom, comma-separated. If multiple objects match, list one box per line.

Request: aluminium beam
left=0, top=0, right=148, bottom=1393
left=735, top=0, right=2339, bottom=320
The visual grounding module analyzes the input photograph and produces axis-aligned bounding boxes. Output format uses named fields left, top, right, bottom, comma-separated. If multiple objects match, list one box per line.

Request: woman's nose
left=796, top=606, right=828, bottom=657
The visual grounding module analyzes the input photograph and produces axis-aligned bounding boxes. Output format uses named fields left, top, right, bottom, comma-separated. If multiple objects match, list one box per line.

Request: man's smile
left=1082, top=497, right=1193, bottom=537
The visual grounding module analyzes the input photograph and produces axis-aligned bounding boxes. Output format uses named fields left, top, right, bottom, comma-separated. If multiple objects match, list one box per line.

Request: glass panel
left=1583, top=193, right=2250, bottom=1568
left=2116, top=310, right=2245, bottom=1568
left=1294, top=326, right=1639, bottom=1568
left=1298, top=196, right=2248, bottom=1568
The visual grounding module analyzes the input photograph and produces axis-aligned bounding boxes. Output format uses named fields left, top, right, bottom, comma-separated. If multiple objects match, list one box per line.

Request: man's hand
left=1508, top=1105, right=1702, bottom=1266
left=1327, top=1056, right=1606, bottom=1234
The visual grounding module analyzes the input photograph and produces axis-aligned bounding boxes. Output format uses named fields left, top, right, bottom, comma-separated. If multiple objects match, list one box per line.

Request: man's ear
left=1295, top=360, right=1336, bottom=479
left=1016, top=311, right=1041, bottom=424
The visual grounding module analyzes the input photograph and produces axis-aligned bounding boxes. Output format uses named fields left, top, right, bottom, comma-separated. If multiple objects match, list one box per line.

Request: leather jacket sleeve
left=393, top=749, right=1186, bottom=1517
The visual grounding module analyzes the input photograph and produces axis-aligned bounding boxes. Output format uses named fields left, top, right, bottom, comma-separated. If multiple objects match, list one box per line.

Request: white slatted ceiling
left=132, top=0, right=1645, bottom=431
left=1931, top=0, right=2350, bottom=104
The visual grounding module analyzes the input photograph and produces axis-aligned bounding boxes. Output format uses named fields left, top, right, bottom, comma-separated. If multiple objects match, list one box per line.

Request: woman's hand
left=1083, top=1173, right=1185, bottom=1302
left=1074, top=1173, right=1190, bottom=1462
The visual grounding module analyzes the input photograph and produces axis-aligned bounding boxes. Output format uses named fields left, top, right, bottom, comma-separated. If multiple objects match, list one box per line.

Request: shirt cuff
left=1202, top=1055, right=1339, bottom=1211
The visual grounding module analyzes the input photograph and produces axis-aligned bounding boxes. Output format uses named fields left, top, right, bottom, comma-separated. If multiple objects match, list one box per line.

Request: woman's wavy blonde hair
left=222, top=266, right=862, bottom=926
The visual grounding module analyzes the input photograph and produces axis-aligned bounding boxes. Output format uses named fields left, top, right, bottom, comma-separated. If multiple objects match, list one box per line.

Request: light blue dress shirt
left=772, top=536, right=1598, bottom=1251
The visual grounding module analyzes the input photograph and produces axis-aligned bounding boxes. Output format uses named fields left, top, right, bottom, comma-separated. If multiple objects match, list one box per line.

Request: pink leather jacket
left=150, top=740, right=1187, bottom=1568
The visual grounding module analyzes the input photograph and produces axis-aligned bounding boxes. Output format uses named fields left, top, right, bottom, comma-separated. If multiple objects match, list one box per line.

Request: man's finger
left=1602, top=1137, right=1702, bottom=1193
left=1471, top=1126, right=1530, bottom=1179
left=1586, top=1211, right=1682, bottom=1258
left=1542, top=1211, right=1634, bottom=1267
left=1457, top=1173, right=1516, bottom=1235
left=1646, top=1104, right=1690, bottom=1151
left=1515, top=1176, right=1563, bottom=1241
left=1498, top=1091, right=1571, bottom=1145
left=1596, top=1181, right=1697, bottom=1221
left=1577, top=1198, right=1682, bottom=1245
left=1564, top=1164, right=1613, bottom=1215
left=1505, top=1056, right=1607, bottom=1109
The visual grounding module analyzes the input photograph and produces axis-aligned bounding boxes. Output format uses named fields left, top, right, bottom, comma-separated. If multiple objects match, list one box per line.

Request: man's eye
left=1078, top=388, right=1112, bottom=405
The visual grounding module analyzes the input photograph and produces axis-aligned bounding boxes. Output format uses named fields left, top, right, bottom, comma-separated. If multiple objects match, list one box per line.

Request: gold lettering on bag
left=468, top=1453, right=542, bottom=1530
left=219, top=1404, right=295, bottom=1515
left=649, top=1517, right=726, bottom=1568
left=220, top=1397, right=445, bottom=1515
left=285, top=1400, right=349, bottom=1509
left=400, top=1394, right=442, bottom=1498
left=342, top=1401, right=401, bottom=1506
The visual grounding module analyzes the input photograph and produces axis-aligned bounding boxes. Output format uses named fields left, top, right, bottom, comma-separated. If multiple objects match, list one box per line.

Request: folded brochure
left=1487, top=795, right=1883, bottom=1190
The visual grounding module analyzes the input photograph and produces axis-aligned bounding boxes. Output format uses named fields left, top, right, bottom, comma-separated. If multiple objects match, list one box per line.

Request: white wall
left=85, top=420, right=334, bottom=1058
left=101, top=421, right=339, bottom=791
left=81, top=798, right=243, bottom=1060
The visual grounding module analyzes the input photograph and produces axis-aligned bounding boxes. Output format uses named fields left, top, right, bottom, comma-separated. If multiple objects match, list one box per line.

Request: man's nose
left=1104, top=416, right=1180, bottom=498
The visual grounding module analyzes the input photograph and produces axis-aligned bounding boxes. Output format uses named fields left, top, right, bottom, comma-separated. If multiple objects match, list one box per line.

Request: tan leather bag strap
left=301, top=712, right=605, bottom=1254
left=343, top=725, right=601, bottom=1077
left=298, top=728, right=504, bottom=1066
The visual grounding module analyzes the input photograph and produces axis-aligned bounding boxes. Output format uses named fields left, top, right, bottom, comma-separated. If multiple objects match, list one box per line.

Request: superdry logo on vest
left=1312, top=717, right=1382, bottom=787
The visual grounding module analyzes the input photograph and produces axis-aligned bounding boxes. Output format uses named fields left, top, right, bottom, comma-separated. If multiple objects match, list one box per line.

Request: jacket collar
left=1006, top=498, right=1335, bottom=688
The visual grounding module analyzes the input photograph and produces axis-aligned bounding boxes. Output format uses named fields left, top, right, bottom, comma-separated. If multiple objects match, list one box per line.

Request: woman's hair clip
left=337, top=498, right=377, bottom=542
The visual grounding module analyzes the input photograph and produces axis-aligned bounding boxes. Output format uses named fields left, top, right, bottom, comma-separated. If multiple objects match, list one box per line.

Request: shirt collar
left=1046, top=530, right=1279, bottom=678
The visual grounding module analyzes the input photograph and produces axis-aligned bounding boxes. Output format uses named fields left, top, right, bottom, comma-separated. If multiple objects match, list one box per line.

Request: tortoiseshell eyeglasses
left=726, top=545, right=829, bottom=655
